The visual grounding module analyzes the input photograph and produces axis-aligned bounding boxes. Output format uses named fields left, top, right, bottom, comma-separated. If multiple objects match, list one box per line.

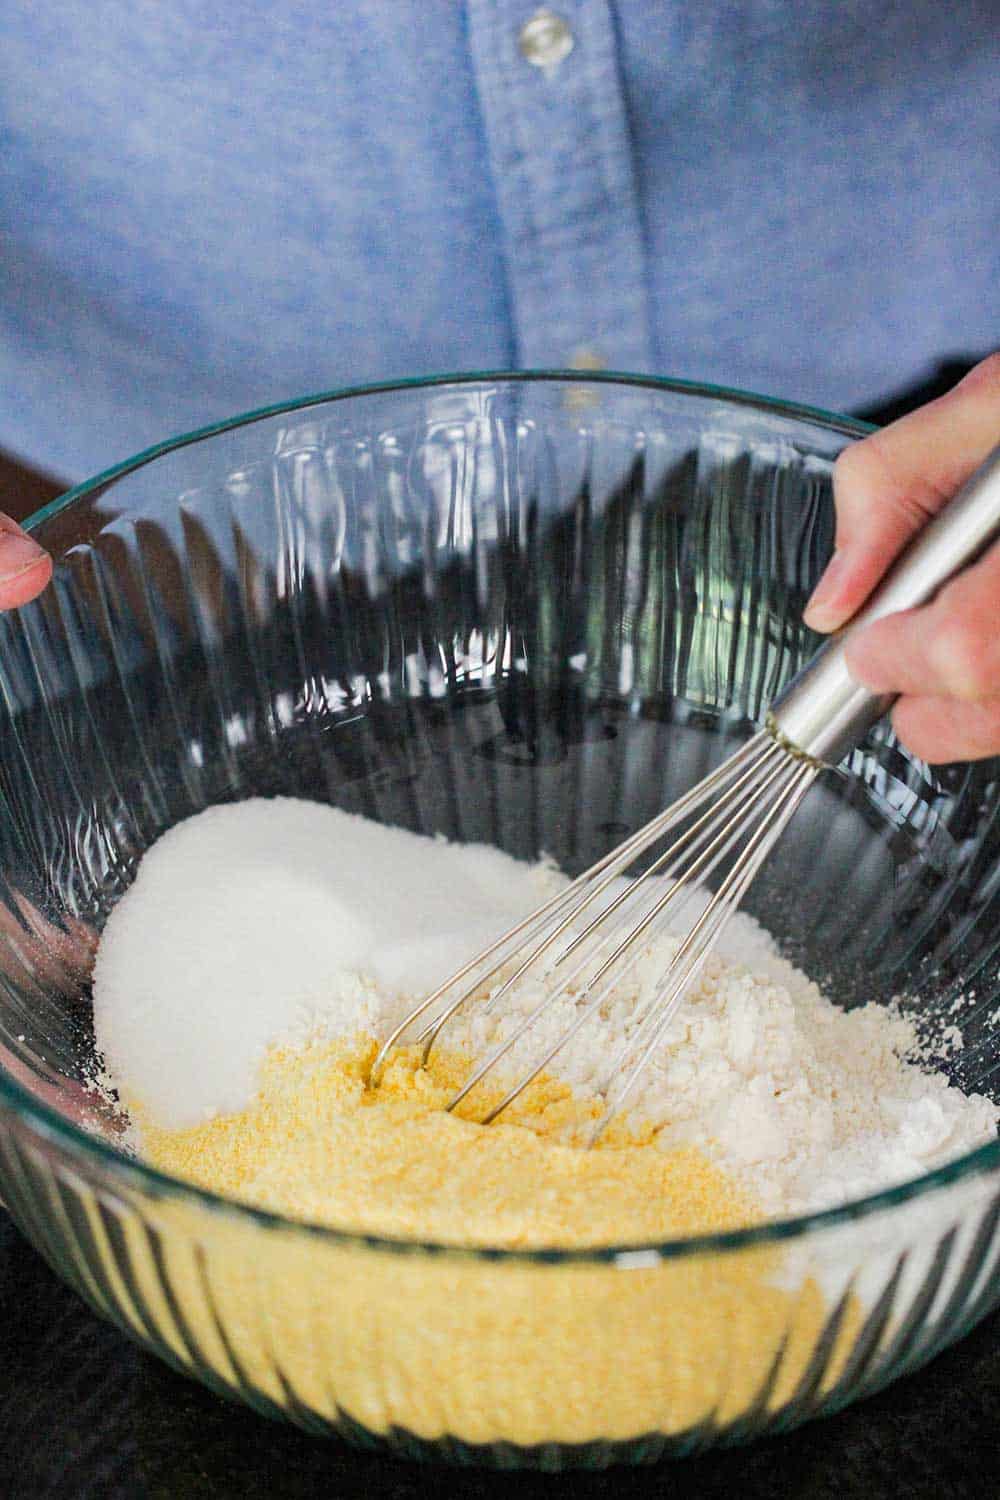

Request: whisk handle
left=770, top=440, right=1000, bottom=766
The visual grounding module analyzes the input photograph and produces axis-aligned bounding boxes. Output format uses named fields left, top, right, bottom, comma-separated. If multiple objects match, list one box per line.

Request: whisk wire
left=590, top=758, right=817, bottom=1142
left=599, top=753, right=815, bottom=1072
left=369, top=733, right=769, bottom=1086
left=370, top=730, right=820, bottom=1143
left=422, top=736, right=773, bottom=1054
left=449, top=740, right=795, bottom=1122
left=440, top=738, right=785, bottom=1109
left=532, top=736, right=786, bottom=980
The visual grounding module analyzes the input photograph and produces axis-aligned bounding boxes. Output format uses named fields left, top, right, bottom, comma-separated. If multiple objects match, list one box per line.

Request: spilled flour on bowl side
left=92, top=797, right=998, bottom=1230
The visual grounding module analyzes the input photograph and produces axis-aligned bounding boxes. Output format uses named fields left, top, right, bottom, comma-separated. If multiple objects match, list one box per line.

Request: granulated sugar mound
left=93, top=798, right=999, bottom=1218
left=93, top=799, right=564, bottom=1128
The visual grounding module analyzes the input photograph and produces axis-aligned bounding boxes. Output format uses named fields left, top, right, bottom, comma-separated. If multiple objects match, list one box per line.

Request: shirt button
left=518, top=9, right=575, bottom=70
left=569, top=346, right=606, bottom=372
left=564, top=349, right=606, bottom=410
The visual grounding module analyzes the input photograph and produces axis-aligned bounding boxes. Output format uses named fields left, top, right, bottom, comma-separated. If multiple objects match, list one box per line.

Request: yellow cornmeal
left=137, top=1038, right=761, bottom=1246
left=117, top=1037, right=861, bottom=1449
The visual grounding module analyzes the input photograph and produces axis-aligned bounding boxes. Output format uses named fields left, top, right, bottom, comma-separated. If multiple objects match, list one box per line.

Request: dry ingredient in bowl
left=134, top=1039, right=761, bottom=1248
left=94, top=797, right=998, bottom=1231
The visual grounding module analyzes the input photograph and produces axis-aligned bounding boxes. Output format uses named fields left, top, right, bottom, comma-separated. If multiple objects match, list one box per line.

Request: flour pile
left=93, top=798, right=998, bottom=1219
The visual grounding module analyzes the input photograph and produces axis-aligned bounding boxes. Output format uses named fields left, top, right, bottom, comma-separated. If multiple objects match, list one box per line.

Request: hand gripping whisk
left=371, top=443, right=1000, bottom=1142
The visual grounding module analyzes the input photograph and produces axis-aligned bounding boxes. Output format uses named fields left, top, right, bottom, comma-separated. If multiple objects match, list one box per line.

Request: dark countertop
left=1, top=1208, right=997, bottom=1500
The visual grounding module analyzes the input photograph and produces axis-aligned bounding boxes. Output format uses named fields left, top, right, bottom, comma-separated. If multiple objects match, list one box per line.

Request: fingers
left=804, top=353, right=1000, bottom=632
left=843, top=540, right=1000, bottom=700
left=0, top=513, right=51, bottom=608
left=889, top=696, right=1000, bottom=764
left=802, top=353, right=1000, bottom=761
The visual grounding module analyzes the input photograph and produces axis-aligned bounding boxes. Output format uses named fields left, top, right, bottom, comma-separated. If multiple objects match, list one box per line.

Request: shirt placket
left=466, top=1, right=654, bottom=373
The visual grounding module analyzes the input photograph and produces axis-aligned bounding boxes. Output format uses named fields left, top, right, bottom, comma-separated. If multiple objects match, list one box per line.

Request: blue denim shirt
left=1, top=1, right=998, bottom=480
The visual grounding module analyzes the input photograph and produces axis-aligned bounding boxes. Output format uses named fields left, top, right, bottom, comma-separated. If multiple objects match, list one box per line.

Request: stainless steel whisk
left=371, top=442, right=1000, bottom=1141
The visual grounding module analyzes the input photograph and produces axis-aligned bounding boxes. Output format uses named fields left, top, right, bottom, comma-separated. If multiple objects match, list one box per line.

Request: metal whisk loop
left=414, top=735, right=772, bottom=1063
left=501, top=738, right=787, bottom=999
left=439, top=737, right=781, bottom=1095
left=369, top=728, right=819, bottom=1138
left=368, top=733, right=768, bottom=1087
left=588, top=756, right=818, bottom=1143
left=448, top=737, right=791, bottom=1122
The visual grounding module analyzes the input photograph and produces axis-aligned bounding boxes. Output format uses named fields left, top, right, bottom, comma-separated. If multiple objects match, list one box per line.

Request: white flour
left=93, top=797, right=998, bottom=1219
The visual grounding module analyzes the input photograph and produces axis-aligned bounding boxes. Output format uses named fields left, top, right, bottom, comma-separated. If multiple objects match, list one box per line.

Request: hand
left=803, top=354, right=1000, bottom=763
left=0, top=513, right=51, bottom=609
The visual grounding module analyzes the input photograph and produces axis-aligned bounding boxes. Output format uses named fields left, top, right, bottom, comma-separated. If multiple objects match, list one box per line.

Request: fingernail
left=0, top=529, right=48, bottom=581
left=803, top=551, right=848, bottom=630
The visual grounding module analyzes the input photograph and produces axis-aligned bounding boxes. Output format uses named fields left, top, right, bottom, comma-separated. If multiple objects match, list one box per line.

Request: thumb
left=0, top=513, right=52, bottom=609
left=804, top=354, right=1000, bottom=632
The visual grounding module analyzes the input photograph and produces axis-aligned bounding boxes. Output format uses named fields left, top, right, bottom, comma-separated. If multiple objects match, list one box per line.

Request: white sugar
left=92, top=798, right=564, bottom=1128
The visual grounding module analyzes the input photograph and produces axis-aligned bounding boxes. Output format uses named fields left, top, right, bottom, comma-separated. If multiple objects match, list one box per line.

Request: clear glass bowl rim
left=4, top=367, right=998, bottom=1264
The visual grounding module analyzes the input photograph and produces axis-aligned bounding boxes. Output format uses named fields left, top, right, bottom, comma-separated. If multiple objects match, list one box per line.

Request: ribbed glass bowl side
left=2, top=1109, right=999, bottom=1467
left=0, top=375, right=997, bottom=1467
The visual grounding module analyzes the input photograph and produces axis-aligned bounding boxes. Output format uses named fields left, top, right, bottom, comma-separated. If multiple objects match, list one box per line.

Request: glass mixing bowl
left=0, top=374, right=998, bottom=1469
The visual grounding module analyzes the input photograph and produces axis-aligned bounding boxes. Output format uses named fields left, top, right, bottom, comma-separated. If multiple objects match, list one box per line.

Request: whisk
left=371, top=443, right=1000, bottom=1142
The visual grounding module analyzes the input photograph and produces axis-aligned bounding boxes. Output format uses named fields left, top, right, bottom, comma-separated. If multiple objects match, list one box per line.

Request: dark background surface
left=2, top=359, right=996, bottom=1498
